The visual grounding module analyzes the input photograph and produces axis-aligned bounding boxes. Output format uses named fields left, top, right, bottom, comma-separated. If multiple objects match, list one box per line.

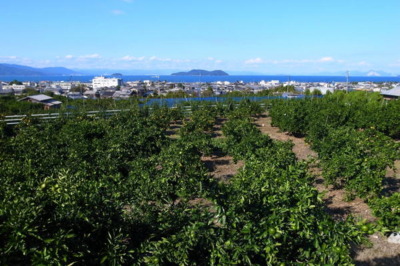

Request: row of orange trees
left=269, top=91, right=400, bottom=232
left=215, top=112, right=365, bottom=264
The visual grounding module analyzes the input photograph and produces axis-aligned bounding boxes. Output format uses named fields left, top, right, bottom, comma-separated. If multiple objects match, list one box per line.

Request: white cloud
left=357, top=61, right=371, bottom=66
left=148, top=56, right=156, bottom=61
left=148, top=56, right=191, bottom=63
left=207, top=57, right=223, bottom=64
left=319, top=57, right=334, bottom=62
left=112, top=10, right=125, bottom=15
left=269, top=57, right=343, bottom=64
left=389, top=60, right=400, bottom=67
left=121, top=55, right=145, bottom=61
left=61, top=54, right=101, bottom=60
left=245, top=58, right=264, bottom=64
left=81, top=54, right=101, bottom=59
left=0, top=56, right=34, bottom=66
left=0, top=56, right=18, bottom=60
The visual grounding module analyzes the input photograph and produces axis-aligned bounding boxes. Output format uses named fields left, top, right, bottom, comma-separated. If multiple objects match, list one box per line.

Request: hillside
left=0, top=63, right=79, bottom=76
left=171, top=69, right=229, bottom=76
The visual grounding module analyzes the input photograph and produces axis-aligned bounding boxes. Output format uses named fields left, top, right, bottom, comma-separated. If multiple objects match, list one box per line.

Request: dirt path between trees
left=202, top=117, right=244, bottom=182
left=253, top=114, right=400, bottom=266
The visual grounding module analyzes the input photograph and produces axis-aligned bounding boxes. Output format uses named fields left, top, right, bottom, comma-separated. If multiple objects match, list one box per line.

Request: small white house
left=92, top=76, right=122, bottom=91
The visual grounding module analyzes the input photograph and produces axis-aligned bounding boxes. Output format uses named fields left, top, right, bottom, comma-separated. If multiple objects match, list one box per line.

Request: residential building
left=2, top=84, right=26, bottom=95
left=92, top=76, right=122, bottom=91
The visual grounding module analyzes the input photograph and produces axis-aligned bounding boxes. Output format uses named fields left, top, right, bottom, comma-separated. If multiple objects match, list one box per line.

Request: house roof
left=20, top=94, right=53, bottom=102
left=19, top=94, right=62, bottom=106
left=381, top=87, right=400, bottom=97
left=43, top=99, right=62, bottom=106
left=84, top=90, right=97, bottom=95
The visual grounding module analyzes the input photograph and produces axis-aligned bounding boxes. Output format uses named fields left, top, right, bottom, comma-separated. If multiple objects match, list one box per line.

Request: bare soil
left=353, top=234, right=400, bottom=266
left=383, top=160, right=400, bottom=196
left=166, top=122, right=182, bottom=139
left=168, top=118, right=244, bottom=181
left=202, top=117, right=244, bottom=182
left=211, top=117, right=226, bottom=138
left=253, top=115, right=316, bottom=160
left=202, top=154, right=244, bottom=183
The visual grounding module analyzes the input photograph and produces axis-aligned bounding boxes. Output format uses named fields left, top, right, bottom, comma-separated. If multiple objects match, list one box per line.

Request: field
left=1, top=93, right=400, bottom=265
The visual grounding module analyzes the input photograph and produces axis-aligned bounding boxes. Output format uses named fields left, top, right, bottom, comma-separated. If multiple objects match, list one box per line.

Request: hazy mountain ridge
left=0, top=63, right=79, bottom=76
left=0, top=63, right=397, bottom=77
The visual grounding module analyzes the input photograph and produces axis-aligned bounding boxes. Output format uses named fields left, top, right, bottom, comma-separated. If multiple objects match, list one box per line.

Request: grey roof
left=381, top=87, right=400, bottom=97
left=43, top=99, right=62, bottom=106
left=84, top=90, right=96, bottom=95
left=19, top=94, right=62, bottom=106
left=20, top=94, right=53, bottom=101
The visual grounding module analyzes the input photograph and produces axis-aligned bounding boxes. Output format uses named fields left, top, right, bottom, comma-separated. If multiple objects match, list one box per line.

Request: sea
left=1, top=75, right=400, bottom=83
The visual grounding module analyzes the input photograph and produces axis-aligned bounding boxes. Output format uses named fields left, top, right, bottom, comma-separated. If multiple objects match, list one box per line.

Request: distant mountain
left=172, top=69, right=229, bottom=76
left=40, top=67, right=78, bottom=75
left=0, top=63, right=80, bottom=76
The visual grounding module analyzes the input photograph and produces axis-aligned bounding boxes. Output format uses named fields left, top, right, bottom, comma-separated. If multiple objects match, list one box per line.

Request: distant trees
left=312, top=89, right=322, bottom=96
left=304, top=88, right=322, bottom=96
left=165, top=90, right=188, bottom=98
left=70, top=84, right=87, bottom=93
left=9, top=80, right=23, bottom=85
left=202, top=86, right=214, bottom=97
left=0, top=95, right=44, bottom=114
left=22, top=88, right=39, bottom=95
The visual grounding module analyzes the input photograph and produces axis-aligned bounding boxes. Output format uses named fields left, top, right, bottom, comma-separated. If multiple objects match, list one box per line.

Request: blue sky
left=1, top=0, right=399, bottom=74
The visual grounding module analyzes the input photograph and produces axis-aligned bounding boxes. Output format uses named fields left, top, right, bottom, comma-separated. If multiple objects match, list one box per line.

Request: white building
left=23, top=81, right=37, bottom=87
left=92, top=76, right=122, bottom=91
left=259, top=80, right=280, bottom=87
left=51, top=82, right=75, bottom=91
left=2, top=84, right=26, bottom=93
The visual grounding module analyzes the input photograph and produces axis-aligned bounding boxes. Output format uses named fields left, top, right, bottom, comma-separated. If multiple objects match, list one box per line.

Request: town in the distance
left=1, top=75, right=400, bottom=103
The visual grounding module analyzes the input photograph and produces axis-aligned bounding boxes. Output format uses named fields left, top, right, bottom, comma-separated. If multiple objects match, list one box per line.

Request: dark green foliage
left=222, top=117, right=273, bottom=161
left=369, top=193, right=400, bottom=231
left=0, top=95, right=45, bottom=115
left=209, top=114, right=364, bottom=265
left=0, top=100, right=366, bottom=264
left=0, top=108, right=175, bottom=264
left=0, top=96, right=146, bottom=115
left=9, top=80, right=23, bottom=85
left=269, top=90, right=400, bottom=242
left=316, top=127, right=399, bottom=200
left=269, top=91, right=400, bottom=200
left=270, top=90, right=400, bottom=139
